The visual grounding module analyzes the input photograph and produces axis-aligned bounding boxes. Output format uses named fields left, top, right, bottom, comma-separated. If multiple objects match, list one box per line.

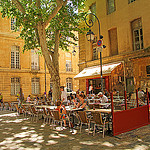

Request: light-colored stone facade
left=78, top=0, right=150, bottom=94
left=0, top=14, right=79, bottom=102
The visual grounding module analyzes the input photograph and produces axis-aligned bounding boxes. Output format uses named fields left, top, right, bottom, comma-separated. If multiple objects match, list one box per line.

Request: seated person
left=97, top=92, right=109, bottom=108
left=73, top=94, right=89, bottom=110
left=55, top=101, right=68, bottom=126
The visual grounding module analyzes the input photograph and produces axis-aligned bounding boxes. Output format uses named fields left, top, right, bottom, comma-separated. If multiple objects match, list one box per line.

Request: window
left=66, top=60, right=72, bottom=72
left=131, top=18, right=144, bottom=51
left=32, top=78, right=40, bottom=94
left=11, top=77, right=20, bottom=95
left=129, top=0, right=136, bottom=4
left=146, top=65, right=150, bottom=77
left=66, top=78, right=72, bottom=90
left=11, top=46, right=20, bottom=69
left=89, top=3, right=96, bottom=21
left=107, top=0, right=116, bottom=14
left=11, top=18, right=19, bottom=31
left=109, top=28, right=118, bottom=56
left=92, top=36, right=98, bottom=60
left=31, top=49, right=39, bottom=70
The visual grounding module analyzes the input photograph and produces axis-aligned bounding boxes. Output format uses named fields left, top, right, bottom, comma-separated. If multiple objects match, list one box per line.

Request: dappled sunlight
left=2, top=118, right=28, bottom=123
left=0, top=113, right=18, bottom=117
left=133, top=145, right=149, bottom=150
left=58, top=134, right=68, bottom=137
left=101, top=142, right=114, bottom=147
left=21, top=126, right=28, bottom=130
left=49, top=134, right=60, bottom=139
left=80, top=141, right=95, bottom=145
left=46, top=140, right=58, bottom=145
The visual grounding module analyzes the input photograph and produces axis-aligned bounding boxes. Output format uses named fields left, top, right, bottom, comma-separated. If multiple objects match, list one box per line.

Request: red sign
left=97, top=39, right=103, bottom=47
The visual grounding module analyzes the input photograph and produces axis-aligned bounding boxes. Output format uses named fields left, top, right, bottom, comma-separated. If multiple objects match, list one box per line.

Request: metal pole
left=100, top=51, right=103, bottom=92
left=45, top=61, right=46, bottom=93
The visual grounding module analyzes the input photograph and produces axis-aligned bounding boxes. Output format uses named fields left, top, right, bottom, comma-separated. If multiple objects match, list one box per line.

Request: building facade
left=76, top=0, right=150, bottom=95
left=0, top=14, right=79, bottom=102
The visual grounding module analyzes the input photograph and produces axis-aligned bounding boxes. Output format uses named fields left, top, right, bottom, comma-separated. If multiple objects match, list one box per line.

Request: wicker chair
left=91, top=112, right=109, bottom=138
left=77, top=111, right=91, bottom=134
left=31, top=107, right=39, bottom=122
left=42, top=107, right=51, bottom=124
left=8, top=102, right=13, bottom=111
left=22, top=105, right=28, bottom=117
left=51, top=110, right=63, bottom=129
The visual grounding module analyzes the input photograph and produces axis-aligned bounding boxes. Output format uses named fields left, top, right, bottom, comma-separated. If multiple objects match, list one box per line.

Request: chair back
left=8, top=102, right=12, bottom=108
left=42, top=102, right=46, bottom=105
left=88, top=104, right=93, bottom=109
left=52, top=110, right=60, bottom=120
left=47, top=101, right=51, bottom=106
left=22, top=105, right=26, bottom=111
left=78, top=111, right=88, bottom=123
left=28, top=106, right=32, bottom=113
left=15, top=104, right=19, bottom=111
left=43, top=107, right=48, bottom=116
left=94, top=104, right=100, bottom=109
left=31, top=107, right=37, bottom=114
left=47, top=108, right=53, bottom=117
left=92, top=112, right=103, bottom=125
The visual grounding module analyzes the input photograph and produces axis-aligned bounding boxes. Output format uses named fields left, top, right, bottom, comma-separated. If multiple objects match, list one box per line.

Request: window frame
left=66, top=78, right=72, bottom=90
left=11, top=46, right=20, bottom=69
left=31, top=78, right=40, bottom=95
left=31, top=49, right=39, bottom=70
left=131, top=18, right=144, bottom=51
left=107, top=0, right=116, bottom=15
left=11, top=77, right=20, bottom=95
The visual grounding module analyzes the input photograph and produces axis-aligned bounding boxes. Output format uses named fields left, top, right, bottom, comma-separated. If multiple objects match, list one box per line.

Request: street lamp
left=84, top=13, right=106, bottom=93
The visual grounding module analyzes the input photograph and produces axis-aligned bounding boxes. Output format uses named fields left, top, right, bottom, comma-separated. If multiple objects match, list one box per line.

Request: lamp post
left=84, top=13, right=106, bottom=93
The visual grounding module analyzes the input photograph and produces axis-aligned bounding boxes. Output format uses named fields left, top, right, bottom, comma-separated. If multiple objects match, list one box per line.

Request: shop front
left=74, top=62, right=124, bottom=94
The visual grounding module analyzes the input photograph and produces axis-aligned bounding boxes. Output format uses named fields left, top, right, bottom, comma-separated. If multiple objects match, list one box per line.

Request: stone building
left=75, top=0, right=150, bottom=95
left=0, top=14, right=79, bottom=102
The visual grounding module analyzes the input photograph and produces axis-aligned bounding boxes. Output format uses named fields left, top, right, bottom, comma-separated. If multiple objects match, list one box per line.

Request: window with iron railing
left=11, top=46, right=20, bottom=69
left=92, top=36, right=98, bottom=60
left=32, top=78, right=40, bottom=94
left=11, top=77, right=20, bottom=95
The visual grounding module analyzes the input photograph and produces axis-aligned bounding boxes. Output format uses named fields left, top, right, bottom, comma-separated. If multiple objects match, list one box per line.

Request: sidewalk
left=0, top=110, right=149, bottom=150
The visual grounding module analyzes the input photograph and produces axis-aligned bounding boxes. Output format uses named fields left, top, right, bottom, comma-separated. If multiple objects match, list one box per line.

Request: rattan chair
left=0, top=103, right=3, bottom=111
left=8, top=102, right=13, bottom=111
left=42, top=107, right=51, bottom=124
left=91, top=112, right=109, bottom=138
left=47, top=108, right=54, bottom=125
left=31, top=107, right=39, bottom=122
left=77, top=111, right=91, bottom=134
left=22, top=105, right=28, bottom=117
left=51, top=110, right=63, bottom=129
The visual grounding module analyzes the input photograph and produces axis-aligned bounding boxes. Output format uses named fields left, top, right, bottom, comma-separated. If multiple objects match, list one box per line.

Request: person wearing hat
left=97, top=92, right=108, bottom=103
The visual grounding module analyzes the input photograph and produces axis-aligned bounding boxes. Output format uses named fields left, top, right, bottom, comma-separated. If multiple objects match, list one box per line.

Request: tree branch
left=44, top=0, right=68, bottom=28
left=12, top=0, right=26, bottom=14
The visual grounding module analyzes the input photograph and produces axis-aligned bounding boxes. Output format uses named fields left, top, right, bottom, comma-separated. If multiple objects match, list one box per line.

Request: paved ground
left=0, top=110, right=149, bottom=150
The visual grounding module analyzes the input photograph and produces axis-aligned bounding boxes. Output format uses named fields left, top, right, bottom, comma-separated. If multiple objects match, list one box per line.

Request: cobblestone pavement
left=0, top=110, right=149, bottom=150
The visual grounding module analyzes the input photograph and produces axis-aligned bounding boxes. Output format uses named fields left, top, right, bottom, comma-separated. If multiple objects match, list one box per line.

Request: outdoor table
left=22, top=103, right=34, bottom=106
left=35, top=105, right=57, bottom=110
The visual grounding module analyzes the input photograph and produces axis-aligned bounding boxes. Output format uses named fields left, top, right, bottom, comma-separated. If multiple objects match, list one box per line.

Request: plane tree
left=0, top=0, right=86, bottom=101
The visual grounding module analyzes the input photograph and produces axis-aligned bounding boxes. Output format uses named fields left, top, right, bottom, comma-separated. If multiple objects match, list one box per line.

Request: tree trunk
left=37, top=23, right=60, bottom=103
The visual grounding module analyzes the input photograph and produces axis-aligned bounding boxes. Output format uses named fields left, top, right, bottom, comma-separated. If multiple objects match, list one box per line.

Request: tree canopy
left=0, top=0, right=86, bottom=52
